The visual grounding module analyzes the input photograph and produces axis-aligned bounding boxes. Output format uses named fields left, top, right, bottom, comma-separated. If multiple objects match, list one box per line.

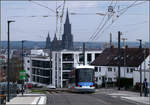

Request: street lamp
left=21, top=40, right=26, bottom=96
left=7, top=20, right=15, bottom=102
left=136, top=39, right=142, bottom=97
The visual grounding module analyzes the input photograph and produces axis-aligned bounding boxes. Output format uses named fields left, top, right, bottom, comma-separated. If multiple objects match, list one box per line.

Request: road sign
left=19, top=70, right=26, bottom=80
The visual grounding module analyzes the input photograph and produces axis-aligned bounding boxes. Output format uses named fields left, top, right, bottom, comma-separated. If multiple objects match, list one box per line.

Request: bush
left=133, top=82, right=142, bottom=92
left=117, top=78, right=133, bottom=89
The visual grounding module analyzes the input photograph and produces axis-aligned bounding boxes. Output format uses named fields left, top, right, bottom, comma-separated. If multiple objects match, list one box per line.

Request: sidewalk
left=6, top=94, right=46, bottom=105
left=96, top=88, right=150, bottom=105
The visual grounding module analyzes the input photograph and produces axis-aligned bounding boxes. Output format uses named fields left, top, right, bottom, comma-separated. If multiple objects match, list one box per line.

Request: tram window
left=76, top=69, right=94, bottom=82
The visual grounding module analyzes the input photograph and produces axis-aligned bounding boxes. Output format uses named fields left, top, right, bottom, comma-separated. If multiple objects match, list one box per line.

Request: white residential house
left=91, top=46, right=149, bottom=87
left=133, top=54, right=150, bottom=86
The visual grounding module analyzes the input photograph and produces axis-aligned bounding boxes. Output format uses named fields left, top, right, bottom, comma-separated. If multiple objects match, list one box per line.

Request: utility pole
left=83, top=43, right=85, bottom=65
left=7, top=20, right=15, bottom=102
left=137, top=39, right=142, bottom=96
left=121, top=38, right=127, bottom=77
left=143, top=44, right=146, bottom=80
left=110, top=32, right=112, bottom=47
left=118, top=31, right=121, bottom=90
left=21, top=40, right=25, bottom=96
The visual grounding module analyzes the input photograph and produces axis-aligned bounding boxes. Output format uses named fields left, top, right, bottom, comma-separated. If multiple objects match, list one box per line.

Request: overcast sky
left=1, top=1, right=149, bottom=42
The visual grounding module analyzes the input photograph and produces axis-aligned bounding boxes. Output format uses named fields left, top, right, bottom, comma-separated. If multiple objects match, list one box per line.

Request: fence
left=0, top=82, right=17, bottom=103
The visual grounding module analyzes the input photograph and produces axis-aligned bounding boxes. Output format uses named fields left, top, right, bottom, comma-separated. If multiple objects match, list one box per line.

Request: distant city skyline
left=1, top=1, right=149, bottom=42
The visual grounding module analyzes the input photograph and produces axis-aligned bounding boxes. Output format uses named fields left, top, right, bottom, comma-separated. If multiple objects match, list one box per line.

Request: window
left=32, top=60, right=50, bottom=68
left=27, top=60, right=30, bottom=63
left=27, top=68, right=30, bottom=71
left=62, top=54, right=73, bottom=61
left=95, top=67, right=98, bottom=72
left=108, top=68, right=112, bottom=72
left=62, top=63, right=73, bottom=70
left=63, top=72, right=70, bottom=79
left=127, top=68, right=129, bottom=73
left=96, top=77, right=98, bottom=82
left=87, top=53, right=92, bottom=62
left=114, top=68, right=116, bottom=72
left=130, top=68, right=134, bottom=73
left=99, top=77, right=101, bottom=80
left=99, top=67, right=101, bottom=72
left=32, top=68, right=35, bottom=74
left=79, top=54, right=84, bottom=62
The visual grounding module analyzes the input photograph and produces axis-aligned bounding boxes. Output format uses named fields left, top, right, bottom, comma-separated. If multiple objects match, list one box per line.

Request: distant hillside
left=1, top=41, right=149, bottom=49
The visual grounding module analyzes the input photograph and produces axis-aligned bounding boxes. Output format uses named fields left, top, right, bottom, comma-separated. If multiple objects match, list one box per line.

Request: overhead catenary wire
left=91, top=0, right=146, bottom=41
left=118, top=1, right=146, bottom=13
left=89, top=0, right=118, bottom=41
left=88, top=1, right=115, bottom=41
left=94, top=1, right=138, bottom=40
left=10, top=15, right=56, bottom=18
left=29, top=0, right=56, bottom=13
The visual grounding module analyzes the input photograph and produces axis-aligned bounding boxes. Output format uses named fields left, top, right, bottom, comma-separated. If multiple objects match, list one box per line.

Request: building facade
left=24, top=49, right=102, bottom=88
left=53, top=50, right=102, bottom=88
left=91, top=47, right=149, bottom=87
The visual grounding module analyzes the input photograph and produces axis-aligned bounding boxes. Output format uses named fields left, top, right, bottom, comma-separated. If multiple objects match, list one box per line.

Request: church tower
left=62, top=9, right=73, bottom=50
left=45, top=32, right=51, bottom=49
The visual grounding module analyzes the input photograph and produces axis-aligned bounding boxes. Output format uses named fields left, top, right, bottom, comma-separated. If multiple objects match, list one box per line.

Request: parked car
left=24, top=83, right=32, bottom=89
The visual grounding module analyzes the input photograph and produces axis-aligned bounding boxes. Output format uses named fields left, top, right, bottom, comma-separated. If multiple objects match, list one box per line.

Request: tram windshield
left=76, top=69, right=94, bottom=82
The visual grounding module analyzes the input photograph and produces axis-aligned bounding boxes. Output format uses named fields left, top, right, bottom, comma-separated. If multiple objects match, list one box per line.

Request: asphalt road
left=46, top=92, right=144, bottom=105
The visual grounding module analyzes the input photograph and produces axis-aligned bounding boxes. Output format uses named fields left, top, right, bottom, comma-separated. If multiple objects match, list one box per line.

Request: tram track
left=46, top=90, right=142, bottom=105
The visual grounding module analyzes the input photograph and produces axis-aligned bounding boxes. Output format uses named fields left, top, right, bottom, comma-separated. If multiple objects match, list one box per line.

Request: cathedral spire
left=65, top=8, right=70, bottom=24
left=47, top=32, right=50, bottom=41
left=45, top=32, right=51, bottom=49
left=54, top=33, right=57, bottom=41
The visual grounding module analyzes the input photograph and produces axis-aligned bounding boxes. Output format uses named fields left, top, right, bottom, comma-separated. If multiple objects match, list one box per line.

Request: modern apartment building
left=24, top=49, right=102, bottom=88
